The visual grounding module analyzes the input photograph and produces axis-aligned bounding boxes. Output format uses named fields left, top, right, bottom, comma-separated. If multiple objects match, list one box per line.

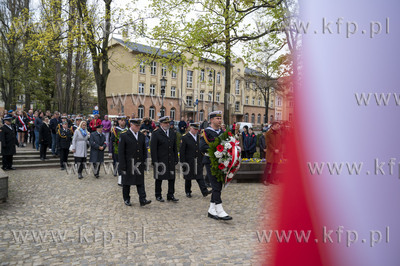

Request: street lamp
left=208, top=69, right=216, bottom=111
left=160, top=76, right=167, bottom=117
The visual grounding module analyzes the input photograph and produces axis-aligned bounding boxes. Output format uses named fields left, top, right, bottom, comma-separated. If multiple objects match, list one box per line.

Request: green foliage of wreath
left=207, top=130, right=232, bottom=184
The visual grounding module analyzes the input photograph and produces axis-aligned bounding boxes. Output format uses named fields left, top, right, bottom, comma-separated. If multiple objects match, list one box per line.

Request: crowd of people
left=0, top=108, right=289, bottom=219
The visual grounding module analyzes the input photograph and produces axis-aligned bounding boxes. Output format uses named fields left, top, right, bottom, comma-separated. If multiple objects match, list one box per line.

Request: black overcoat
left=180, top=132, right=203, bottom=180
left=39, top=123, right=52, bottom=146
left=118, top=130, right=147, bottom=185
left=0, top=125, right=16, bottom=156
left=89, top=132, right=107, bottom=163
left=150, top=128, right=178, bottom=180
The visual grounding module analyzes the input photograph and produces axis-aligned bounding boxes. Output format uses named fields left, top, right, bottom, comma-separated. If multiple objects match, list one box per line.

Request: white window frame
left=139, top=61, right=145, bottom=74
left=186, top=96, right=193, bottom=107
left=187, top=70, right=193, bottom=88
left=138, top=83, right=145, bottom=94
left=245, top=96, right=249, bottom=105
left=217, top=72, right=221, bottom=84
left=149, top=107, right=155, bottom=120
left=138, top=106, right=144, bottom=119
left=208, top=91, right=212, bottom=101
left=151, top=61, right=157, bottom=75
left=170, top=108, right=175, bottom=120
left=216, top=92, right=220, bottom=102
left=150, top=84, right=156, bottom=95
left=172, top=65, right=177, bottom=78
left=200, top=69, right=205, bottom=82
left=161, top=64, right=167, bottom=77
left=200, top=91, right=204, bottom=100
left=171, top=86, right=176, bottom=97
left=235, top=102, right=240, bottom=112
left=235, top=79, right=240, bottom=95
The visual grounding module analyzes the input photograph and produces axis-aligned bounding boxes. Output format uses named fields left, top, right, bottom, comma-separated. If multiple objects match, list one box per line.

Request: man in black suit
left=56, top=121, right=72, bottom=170
left=180, top=123, right=211, bottom=198
left=118, top=118, right=151, bottom=207
left=1, top=115, right=16, bottom=170
left=39, top=117, right=52, bottom=161
left=150, top=116, right=179, bottom=202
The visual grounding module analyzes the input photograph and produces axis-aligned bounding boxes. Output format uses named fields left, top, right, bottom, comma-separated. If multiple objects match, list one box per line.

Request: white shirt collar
left=189, top=131, right=197, bottom=141
left=130, top=128, right=138, bottom=140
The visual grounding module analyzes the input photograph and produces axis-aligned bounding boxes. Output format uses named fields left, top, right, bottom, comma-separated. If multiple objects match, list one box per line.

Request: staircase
left=2, top=146, right=114, bottom=170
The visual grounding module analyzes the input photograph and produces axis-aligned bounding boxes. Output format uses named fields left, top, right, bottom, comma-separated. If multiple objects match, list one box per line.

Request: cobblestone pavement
left=0, top=167, right=277, bottom=265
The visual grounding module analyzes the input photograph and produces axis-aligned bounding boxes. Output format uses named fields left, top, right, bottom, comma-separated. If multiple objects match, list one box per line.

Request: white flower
left=223, top=160, right=229, bottom=167
left=224, top=142, right=232, bottom=150
left=218, top=158, right=224, bottom=163
left=228, top=173, right=234, bottom=178
left=214, top=151, right=223, bottom=158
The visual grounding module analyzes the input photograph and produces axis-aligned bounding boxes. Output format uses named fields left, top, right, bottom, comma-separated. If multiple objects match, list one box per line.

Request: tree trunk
left=223, top=0, right=231, bottom=125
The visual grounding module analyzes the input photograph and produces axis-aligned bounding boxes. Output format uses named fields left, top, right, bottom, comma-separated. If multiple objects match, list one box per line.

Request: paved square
left=0, top=168, right=275, bottom=264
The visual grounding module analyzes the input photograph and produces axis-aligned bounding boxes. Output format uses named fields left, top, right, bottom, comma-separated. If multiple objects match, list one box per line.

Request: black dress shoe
left=186, top=193, right=192, bottom=198
left=78, top=174, right=83, bottom=179
left=140, top=199, right=152, bottom=206
left=1, top=168, right=9, bottom=171
left=60, top=167, right=65, bottom=170
left=94, top=174, right=99, bottom=178
left=8, top=167, right=16, bottom=170
left=208, top=212, right=219, bottom=220
left=202, top=189, right=212, bottom=197
left=156, top=197, right=165, bottom=202
left=124, top=200, right=132, bottom=206
left=167, top=196, right=179, bottom=202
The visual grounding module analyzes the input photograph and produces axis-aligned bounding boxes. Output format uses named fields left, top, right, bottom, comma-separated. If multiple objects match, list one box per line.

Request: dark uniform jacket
left=200, top=127, right=222, bottom=164
left=0, top=124, right=16, bottom=156
left=150, top=128, right=178, bottom=180
left=118, top=130, right=147, bottom=185
left=89, top=131, right=107, bottom=163
left=180, top=132, right=203, bottom=180
left=39, top=123, right=52, bottom=146
left=56, top=127, right=72, bottom=149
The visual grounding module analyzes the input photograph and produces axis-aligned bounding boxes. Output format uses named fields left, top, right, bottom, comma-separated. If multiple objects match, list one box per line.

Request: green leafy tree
left=148, top=0, right=284, bottom=125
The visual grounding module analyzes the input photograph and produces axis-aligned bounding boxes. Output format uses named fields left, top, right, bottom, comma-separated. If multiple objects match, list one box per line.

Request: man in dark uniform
left=118, top=118, right=151, bottom=207
left=56, top=121, right=72, bottom=170
left=89, top=124, right=107, bottom=178
left=111, top=116, right=128, bottom=179
left=180, top=122, right=211, bottom=198
left=200, top=110, right=232, bottom=220
left=1, top=115, right=17, bottom=170
left=150, top=116, right=179, bottom=202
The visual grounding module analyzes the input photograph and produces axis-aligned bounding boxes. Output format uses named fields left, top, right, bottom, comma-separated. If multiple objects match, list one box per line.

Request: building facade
left=106, top=37, right=293, bottom=126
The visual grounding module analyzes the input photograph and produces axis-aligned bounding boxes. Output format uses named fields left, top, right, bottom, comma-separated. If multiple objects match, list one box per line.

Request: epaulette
left=182, top=133, right=187, bottom=137
left=120, top=130, right=128, bottom=134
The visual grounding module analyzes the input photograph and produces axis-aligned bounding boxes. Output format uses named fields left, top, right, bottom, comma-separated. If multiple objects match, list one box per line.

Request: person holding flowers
left=200, top=110, right=233, bottom=221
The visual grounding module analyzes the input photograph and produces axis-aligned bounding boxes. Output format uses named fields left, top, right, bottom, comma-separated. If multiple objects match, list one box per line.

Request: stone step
left=7, top=158, right=114, bottom=165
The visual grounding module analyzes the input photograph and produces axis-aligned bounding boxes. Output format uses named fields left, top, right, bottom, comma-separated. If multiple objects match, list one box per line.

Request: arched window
left=244, top=113, right=249, bottom=122
left=199, top=110, right=204, bottom=121
left=257, top=114, right=261, bottom=124
left=251, top=113, right=255, bottom=124
left=170, top=108, right=176, bottom=120
left=149, top=106, right=155, bottom=120
left=138, top=105, right=144, bottom=119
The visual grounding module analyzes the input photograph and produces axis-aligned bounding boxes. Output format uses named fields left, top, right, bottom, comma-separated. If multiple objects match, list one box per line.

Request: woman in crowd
left=16, top=110, right=29, bottom=147
left=39, top=117, right=52, bottom=160
left=70, top=121, right=90, bottom=179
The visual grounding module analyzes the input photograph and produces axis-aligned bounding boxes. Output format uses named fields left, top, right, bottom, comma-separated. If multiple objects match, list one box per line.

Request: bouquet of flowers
left=208, top=131, right=241, bottom=186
